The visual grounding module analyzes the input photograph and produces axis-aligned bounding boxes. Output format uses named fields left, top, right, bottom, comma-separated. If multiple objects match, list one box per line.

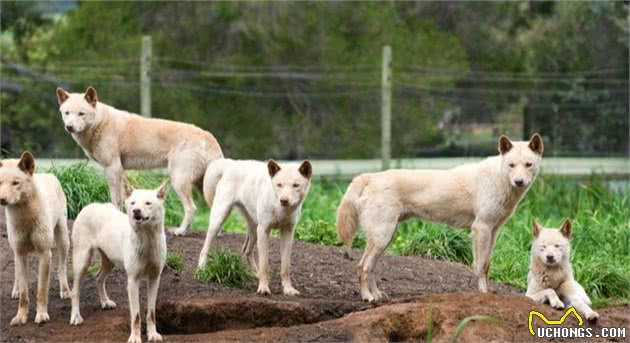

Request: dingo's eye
left=130, top=201, right=136, bottom=205
left=276, top=183, right=282, bottom=187
left=64, top=111, right=69, bottom=115
left=508, top=163, right=515, bottom=168
left=145, top=201, right=151, bottom=206
left=292, top=183, right=299, bottom=188
left=525, top=162, right=532, bottom=168
left=78, top=112, right=85, bottom=116
left=554, top=244, right=560, bottom=248
left=12, top=181, right=19, bottom=186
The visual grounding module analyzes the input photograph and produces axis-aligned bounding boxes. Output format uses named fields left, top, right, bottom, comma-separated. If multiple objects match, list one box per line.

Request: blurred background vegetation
left=1, top=1, right=628, bottom=159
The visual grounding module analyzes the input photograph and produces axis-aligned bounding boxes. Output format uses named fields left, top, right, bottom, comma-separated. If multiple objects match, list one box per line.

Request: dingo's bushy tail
left=202, top=158, right=230, bottom=210
left=336, top=175, right=369, bottom=248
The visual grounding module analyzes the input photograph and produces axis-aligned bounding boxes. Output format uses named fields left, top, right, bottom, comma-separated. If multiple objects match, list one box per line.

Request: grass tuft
left=47, top=162, right=110, bottom=219
left=165, top=252, right=184, bottom=272
left=194, top=248, right=253, bottom=288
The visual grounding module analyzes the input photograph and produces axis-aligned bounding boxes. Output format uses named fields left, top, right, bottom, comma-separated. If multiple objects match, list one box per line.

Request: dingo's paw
left=147, top=331, right=163, bottom=342
left=360, top=291, right=375, bottom=303
left=373, top=290, right=388, bottom=302
left=101, top=300, right=117, bottom=309
left=587, top=311, right=599, bottom=324
left=34, top=312, right=49, bottom=324
left=60, top=288, right=71, bottom=299
left=282, top=287, right=300, bottom=296
left=11, top=288, right=19, bottom=299
left=550, top=298, right=565, bottom=310
left=127, top=333, right=142, bottom=343
left=70, top=312, right=84, bottom=325
left=171, top=227, right=188, bottom=237
left=10, top=313, right=28, bottom=326
left=257, top=284, right=271, bottom=295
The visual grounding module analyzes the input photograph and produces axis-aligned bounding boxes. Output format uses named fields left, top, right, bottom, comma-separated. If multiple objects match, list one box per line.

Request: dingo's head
left=124, top=179, right=169, bottom=229
left=0, top=152, right=36, bottom=206
left=268, top=160, right=312, bottom=208
left=531, top=219, right=571, bottom=266
left=498, top=133, right=544, bottom=189
left=56, top=86, right=100, bottom=134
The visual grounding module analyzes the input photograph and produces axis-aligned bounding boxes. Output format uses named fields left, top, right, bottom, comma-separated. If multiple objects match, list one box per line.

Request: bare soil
left=1, top=212, right=628, bottom=342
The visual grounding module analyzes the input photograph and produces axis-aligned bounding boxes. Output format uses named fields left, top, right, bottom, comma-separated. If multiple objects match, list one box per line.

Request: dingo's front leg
left=127, top=276, right=142, bottom=343
left=471, top=220, right=498, bottom=293
left=11, top=251, right=20, bottom=299
left=527, top=288, right=565, bottom=309
left=11, top=254, right=29, bottom=326
left=34, top=251, right=51, bottom=324
left=256, top=223, right=272, bottom=295
left=280, top=223, right=299, bottom=296
left=559, top=281, right=599, bottom=323
left=146, top=275, right=162, bottom=342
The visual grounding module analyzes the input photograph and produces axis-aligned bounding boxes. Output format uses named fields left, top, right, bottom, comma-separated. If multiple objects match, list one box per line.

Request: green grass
left=194, top=248, right=253, bottom=288
left=48, top=163, right=629, bottom=305
left=166, top=252, right=184, bottom=272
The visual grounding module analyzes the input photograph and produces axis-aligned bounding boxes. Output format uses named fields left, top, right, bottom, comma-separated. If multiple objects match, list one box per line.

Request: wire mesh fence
left=1, top=51, right=628, bottom=160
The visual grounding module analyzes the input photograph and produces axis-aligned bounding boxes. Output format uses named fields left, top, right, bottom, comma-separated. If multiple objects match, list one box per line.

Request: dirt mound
left=1, top=213, right=628, bottom=342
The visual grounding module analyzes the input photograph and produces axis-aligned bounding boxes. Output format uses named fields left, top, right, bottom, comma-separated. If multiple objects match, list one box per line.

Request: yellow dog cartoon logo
left=529, top=307, right=584, bottom=335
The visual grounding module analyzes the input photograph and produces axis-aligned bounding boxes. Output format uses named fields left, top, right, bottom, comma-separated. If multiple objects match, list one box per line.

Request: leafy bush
left=194, top=248, right=253, bottom=288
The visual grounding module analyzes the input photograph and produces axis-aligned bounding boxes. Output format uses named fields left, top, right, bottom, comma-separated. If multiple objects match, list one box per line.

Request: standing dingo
left=337, top=134, right=544, bottom=302
left=70, top=181, right=169, bottom=343
left=57, top=86, right=223, bottom=236
left=527, top=219, right=599, bottom=322
left=198, top=159, right=312, bottom=296
left=0, top=152, right=71, bottom=325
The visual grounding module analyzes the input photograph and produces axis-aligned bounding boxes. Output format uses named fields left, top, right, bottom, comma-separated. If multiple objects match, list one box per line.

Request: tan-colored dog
left=0, top=152, right=71, bottom=325
left=56, top=86, right=223, bottom=236
left=527, top=219, right=599, bottom=322
left=337, top=134, right=544, bottom=302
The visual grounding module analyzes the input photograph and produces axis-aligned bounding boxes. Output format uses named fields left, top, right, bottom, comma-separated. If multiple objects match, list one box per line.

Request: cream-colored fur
left=198, top=159, right=312, bottom=296
left=70, top=182, right=168, bottom=343
left=56, top=86, right=223, bottom=236
left=337, top=134, right=544, bottom=302
left=526, top=219, right=599, bottom=322
left=0, top=152, right=70, bottom=325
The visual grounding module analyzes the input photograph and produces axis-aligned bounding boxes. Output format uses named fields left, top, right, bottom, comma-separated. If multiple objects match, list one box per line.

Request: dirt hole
left=157, top=297, right=362, bottom=334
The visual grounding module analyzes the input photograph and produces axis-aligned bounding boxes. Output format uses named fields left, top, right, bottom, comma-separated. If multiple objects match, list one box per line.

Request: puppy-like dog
left=337, top=134, right=544, bottom=302
left=0, top=152, right=70, bottom=325
left=57, top=86, right=223, bottom=236
left=70, top=181, right=168, bottom=343
left=526, top=219, right=599, bottom=322
left=198, top=159, right=312, bottom=295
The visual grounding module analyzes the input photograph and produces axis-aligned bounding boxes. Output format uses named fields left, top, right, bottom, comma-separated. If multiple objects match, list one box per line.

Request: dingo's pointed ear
left=498, top=135, right=513, bottom=155
left=18, top=151, right=35, bottom=175
left=268, top=160, right=281, bottom=178
left=532, top=218, right=542, bottom=238
left=560, top=219, right=572, bottom=239
left=84, top=86, right=98, bottom=108
left=156, top=178, right=169, bottom=200
left=299, top=160, right=312, bottom=179
left=56, top=87, right=69, bottom=105
left=123, top=179, right=135, bottom=201
left=528, top=133, right=544, bottom=155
